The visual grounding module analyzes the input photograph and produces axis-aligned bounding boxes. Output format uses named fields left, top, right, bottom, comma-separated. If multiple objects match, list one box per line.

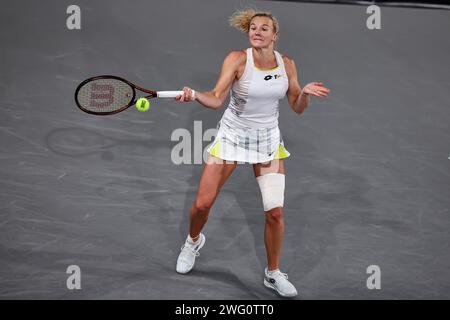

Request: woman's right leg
left=176, top=155, right=237, bottom=274
left=189, top=155, right=237, bottom=239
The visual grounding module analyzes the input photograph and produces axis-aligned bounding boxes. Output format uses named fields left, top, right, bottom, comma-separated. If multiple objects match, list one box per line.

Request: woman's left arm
left=284, top=56, right=330, bottom=114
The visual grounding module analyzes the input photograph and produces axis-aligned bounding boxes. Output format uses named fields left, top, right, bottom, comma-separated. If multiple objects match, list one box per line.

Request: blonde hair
left=229, top=8, right=279, bottom=34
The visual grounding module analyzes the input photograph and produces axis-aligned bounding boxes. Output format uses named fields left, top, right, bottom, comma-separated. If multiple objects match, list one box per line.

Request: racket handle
left=157, top=90, right=196, bottom=99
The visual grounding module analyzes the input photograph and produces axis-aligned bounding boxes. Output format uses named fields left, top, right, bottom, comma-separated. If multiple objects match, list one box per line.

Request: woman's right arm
left=176, top=51, right=244, bottom=110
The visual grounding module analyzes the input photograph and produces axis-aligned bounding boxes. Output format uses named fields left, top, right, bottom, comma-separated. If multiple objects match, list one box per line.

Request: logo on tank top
left=264, top=74, right=284, bottom=81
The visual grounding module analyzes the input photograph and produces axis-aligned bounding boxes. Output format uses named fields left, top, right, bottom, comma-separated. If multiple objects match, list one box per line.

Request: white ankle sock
left=267, top=268, right=280, bottom=276
left=187, top=234, right=200, bottom=245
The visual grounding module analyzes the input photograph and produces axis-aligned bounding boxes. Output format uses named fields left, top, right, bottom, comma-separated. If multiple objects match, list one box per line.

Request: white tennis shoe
left=176, top=233, right=206, bottom=274
left=264, top=267, right=298, bottom=297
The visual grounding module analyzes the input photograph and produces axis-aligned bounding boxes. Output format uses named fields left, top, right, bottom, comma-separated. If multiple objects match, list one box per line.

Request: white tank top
left=221, top=47, right=289, bottom=128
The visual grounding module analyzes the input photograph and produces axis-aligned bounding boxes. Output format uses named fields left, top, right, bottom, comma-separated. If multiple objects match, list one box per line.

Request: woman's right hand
left=175, top=87, right=196, bottom=102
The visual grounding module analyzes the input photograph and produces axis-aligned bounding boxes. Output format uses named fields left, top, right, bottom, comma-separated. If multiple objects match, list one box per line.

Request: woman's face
left=248, top=16, right=277, bottom=48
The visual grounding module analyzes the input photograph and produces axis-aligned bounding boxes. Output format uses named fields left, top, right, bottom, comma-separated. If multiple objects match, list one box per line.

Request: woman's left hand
left=302, top=82, right=330, bottom=97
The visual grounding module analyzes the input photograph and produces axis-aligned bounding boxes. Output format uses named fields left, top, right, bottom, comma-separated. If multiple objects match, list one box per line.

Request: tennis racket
left=75, top=75, right=190, bottom=115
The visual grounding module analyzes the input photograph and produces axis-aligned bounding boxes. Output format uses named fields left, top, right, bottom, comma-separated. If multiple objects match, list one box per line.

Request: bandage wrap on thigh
left=256, top=173, right=285, bottom=211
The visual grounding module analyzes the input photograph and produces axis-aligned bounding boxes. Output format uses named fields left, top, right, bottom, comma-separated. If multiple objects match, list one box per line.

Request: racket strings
left=77, top=78, right=134, bottom=113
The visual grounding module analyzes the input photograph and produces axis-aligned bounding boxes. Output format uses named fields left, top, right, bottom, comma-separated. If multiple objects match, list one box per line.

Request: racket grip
left=157, top=90, right=196, bottom=99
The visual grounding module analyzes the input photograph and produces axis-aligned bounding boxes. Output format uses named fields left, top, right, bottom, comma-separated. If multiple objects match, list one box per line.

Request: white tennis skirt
left=206, top=116, right=290, bottom=164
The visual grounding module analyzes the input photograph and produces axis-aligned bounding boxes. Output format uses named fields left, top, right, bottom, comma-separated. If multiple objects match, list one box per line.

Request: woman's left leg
left=253, top=159, right=285, bottom=271
left=253, top=159, right=298, bottom=297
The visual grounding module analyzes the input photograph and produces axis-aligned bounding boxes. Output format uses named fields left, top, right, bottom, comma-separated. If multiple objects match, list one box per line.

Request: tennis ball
left=136, top=98, right=150, bottom=112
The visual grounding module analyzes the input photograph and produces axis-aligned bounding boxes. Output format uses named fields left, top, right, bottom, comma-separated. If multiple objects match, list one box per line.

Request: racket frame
left=75, top=75, right=159, bottom=116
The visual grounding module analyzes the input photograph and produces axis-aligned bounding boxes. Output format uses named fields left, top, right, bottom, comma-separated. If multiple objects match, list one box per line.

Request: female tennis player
left=174, top=9, right=330, bottom=298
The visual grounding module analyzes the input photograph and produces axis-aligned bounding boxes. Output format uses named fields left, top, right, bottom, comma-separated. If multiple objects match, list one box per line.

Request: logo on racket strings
left=90, top=83, right=115, bottom=108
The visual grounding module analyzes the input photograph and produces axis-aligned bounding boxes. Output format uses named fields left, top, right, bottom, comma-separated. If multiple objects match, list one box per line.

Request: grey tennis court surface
left=1, top=0, right=449, bottom=299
